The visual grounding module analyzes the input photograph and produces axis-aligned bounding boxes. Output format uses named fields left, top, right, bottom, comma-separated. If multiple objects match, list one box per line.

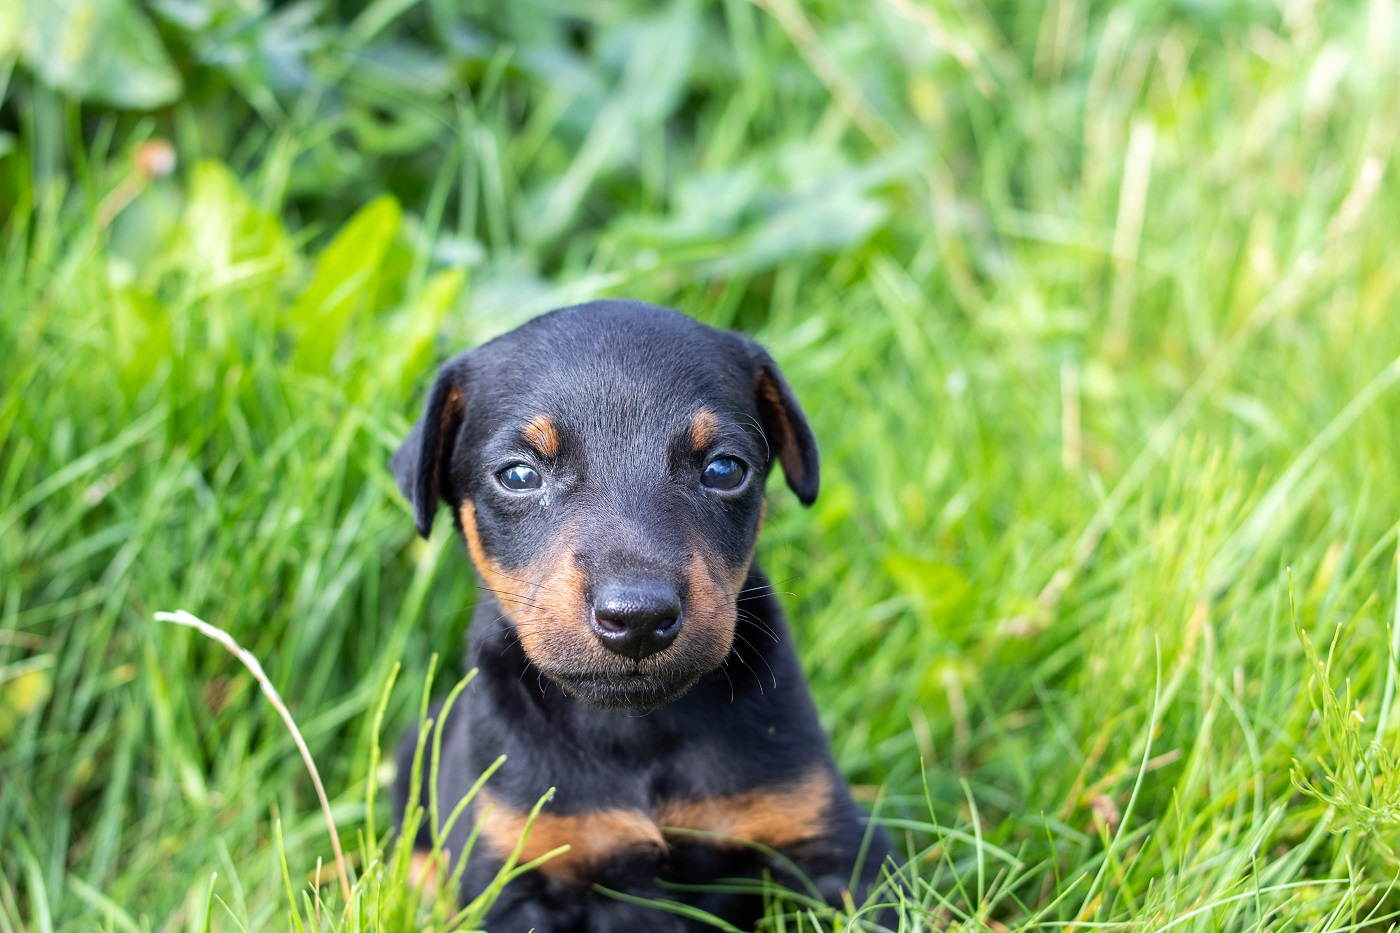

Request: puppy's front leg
left=474, top=879, right=570, bottom=933
left=581, top=892, right=711, bottom=933
left=478, top=874, right=699, bottom=933
left=787, top=816, right=898, bottom=931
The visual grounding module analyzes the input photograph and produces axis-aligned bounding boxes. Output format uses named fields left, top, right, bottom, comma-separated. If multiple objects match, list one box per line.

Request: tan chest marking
left=657, top=769, right=833, bottom=850
left=477, top=789, right=665, bottom=883
left=477, top=770, right=833, bottom=883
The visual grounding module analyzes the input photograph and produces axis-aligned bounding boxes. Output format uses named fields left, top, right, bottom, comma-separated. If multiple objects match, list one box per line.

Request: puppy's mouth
left=548, top=668, right=706, bottom=711
left=502, top=605, right=736, bottom=711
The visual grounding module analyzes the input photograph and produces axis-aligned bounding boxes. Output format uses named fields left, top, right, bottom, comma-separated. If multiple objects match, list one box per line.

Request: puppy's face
left=392, top=302, right=818, bottom=711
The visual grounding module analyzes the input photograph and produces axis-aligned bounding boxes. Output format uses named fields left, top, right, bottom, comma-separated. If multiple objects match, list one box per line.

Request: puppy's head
left=390, top=301, right=818, bottom=711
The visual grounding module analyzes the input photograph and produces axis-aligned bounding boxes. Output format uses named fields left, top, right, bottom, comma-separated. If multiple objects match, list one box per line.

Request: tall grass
left=3, top=0, right=1400, bottom=929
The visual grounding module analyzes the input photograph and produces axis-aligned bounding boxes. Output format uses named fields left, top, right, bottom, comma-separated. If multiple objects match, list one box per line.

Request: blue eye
left=701, top=457, right=747, bottom=491
left=498, top=463, right=543, bottom=491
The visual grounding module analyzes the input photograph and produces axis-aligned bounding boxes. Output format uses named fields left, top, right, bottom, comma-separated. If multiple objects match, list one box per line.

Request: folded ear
left=390, top=361, right=468, bottom=537
left=743, top=340, right=819, bottom=506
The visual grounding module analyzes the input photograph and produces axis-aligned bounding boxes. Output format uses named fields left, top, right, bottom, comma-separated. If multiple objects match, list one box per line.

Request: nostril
left=591, top=611, right=630, bottom=635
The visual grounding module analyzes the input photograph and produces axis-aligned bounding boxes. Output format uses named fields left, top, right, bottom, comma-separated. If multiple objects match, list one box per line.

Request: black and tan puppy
left=390, top=301, right=893, bottom=931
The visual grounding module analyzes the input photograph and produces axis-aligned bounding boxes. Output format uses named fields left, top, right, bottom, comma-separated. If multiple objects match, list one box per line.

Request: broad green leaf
left=0, top=2, right=16, bottom=58
left=290, top=195, right=402, bottom=373
left=12, top=0, right=181, bottom=109
left=183, top=161, right=293, bottom=270
left=180, top=160, right=294, bottom=333
left=389, top=267, right=465, bottom=400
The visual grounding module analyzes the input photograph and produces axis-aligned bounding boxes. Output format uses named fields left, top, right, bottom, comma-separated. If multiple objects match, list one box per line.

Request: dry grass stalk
left=155, top=609, right=353, bottom=903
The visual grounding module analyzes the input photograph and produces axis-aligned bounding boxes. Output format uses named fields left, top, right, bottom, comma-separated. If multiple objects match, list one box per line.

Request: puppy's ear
left=390, top=361, right=468, bottom=537
left=742, top=340, right=819, bottom=506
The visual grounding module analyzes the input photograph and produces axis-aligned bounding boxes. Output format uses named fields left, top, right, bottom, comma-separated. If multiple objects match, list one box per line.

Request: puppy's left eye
left=498, top=463, right=543, bottom=491
left=701, top=456, right=747, bottom=491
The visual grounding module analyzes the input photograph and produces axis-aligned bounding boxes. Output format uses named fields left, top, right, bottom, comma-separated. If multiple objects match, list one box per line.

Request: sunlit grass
left=3, top=0, right=1400, bottom=929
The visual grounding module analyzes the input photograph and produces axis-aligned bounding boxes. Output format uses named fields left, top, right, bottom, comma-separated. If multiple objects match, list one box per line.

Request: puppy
left=391, top=300, right=893, bottom=931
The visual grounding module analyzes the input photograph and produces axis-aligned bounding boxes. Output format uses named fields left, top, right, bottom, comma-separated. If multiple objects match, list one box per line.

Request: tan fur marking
left=460, top=500, right=596, bottom=670
left=522, top=415, right=560, bottom=458
left=658, top=770, right=834, bottom=850
left=477, top=790, right=664, bottom=882
left=408, top=851, right=443, bottom=892
left=690, top=408, right=721, bottom=449
left=458, top=501, right=522, bottom=610
left=477, top=772, right=832, bottom=884
left=756, top=371, right=804, bottom=487
left=431, top=386, right=466, bottom=491
left=685, top=551, right=738, bottom=658
left=440, top=385, right=465, bottom=430
left=525, top=545, right=592, bottom=666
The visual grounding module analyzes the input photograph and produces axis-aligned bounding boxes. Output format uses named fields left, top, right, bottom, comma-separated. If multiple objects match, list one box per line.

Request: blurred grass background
left=3, top=0, right=1400, bottom=929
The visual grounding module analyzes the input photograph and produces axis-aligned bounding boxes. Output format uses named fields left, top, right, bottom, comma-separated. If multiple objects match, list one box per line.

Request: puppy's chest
left=474, top=766, right=834, bottom=886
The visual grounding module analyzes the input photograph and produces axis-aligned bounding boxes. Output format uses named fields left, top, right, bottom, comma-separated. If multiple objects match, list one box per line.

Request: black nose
left=590, top=580, right=682, bottom=660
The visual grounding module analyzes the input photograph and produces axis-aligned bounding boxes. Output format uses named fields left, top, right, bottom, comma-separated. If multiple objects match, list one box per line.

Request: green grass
left=4, top=0, right=1400, bottom=929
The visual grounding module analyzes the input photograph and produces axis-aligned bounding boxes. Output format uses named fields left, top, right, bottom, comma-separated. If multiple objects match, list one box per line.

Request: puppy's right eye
left=497, top=463, right=543, bottom=491
left=701, top=456, right=747, bottom=491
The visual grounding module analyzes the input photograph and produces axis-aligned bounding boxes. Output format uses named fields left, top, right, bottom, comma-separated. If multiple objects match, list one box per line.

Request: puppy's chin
left=549, top=670, right=705, bottom=712
left=518, top=621, right=737, bottom=711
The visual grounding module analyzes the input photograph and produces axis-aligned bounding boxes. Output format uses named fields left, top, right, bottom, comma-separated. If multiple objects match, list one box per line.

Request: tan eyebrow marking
left=522, top=415, right=560, bottom=458
left=690, top=408, right=721, bottom=449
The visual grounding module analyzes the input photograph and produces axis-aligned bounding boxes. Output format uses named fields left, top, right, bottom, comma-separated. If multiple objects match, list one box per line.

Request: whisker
left=737, top=608, right=780, bottom=644
left=718, top=658, right=736, bottom=703
left=735, top=629, right=778, bottom=690
left=477, top=586, right=544, bottom=608
left=733, top=575, right=801, bottom=598
left=722, top=410, right=770, bottom=460
left=734, top=591, right=795, bottom=605
left=481, top=566, right=554, bottom=591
